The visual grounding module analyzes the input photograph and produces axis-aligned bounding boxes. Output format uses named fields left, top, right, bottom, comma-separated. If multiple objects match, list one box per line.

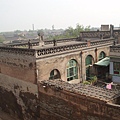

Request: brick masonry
left=38, top=80, right=120, bottom=120
left=0, top=49, right=36, bottom=83
left=0, top=73, right=39, bottom=120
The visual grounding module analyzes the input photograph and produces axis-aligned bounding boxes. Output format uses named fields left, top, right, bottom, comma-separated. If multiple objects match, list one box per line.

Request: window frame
left=113, top=62, right=120, bottom=75
left=67, top=60, right=78, bottom=81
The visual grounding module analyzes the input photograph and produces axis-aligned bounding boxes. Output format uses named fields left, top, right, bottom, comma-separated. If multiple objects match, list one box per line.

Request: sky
left=0, top=0, right=120, bottom=32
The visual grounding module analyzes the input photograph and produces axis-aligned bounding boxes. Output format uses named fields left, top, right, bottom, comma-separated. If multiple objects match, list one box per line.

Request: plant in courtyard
left=83, top=81, right=91, bottom=85
left=83, top=76, right=97, bottom=85
left=89, top=76, right=97, bottom=85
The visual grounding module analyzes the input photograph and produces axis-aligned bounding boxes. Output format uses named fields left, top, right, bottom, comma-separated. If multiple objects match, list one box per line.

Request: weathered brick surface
left=36, top=45, right=110, bottom=82
left=0, top=73, right=39, bottom=120
left=38, top=80, right=120, bottom=120
left=0, top=49, right=36, bottom=83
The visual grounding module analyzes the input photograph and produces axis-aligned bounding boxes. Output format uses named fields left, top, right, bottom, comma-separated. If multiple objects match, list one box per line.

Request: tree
left=64, top=26, right=75, bottom=38
left=14, top=30, right=22, bottom=33
left=84, top=25, right=91, bottom=31
left=48, top=24, right=91, bottom=40
left=37, top=30, right=44, bottom=36
left=74, top=24, right=84, bottom=36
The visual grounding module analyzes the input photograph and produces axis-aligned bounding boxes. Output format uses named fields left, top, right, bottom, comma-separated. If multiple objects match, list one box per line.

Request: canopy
left=94, top=57, right=110, bottom=66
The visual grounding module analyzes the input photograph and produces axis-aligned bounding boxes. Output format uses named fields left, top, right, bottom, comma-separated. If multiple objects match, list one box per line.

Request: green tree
left=48, top=24, right=91, bottom=40
left=74, top=24, right=84, bottom=36
left=84, top=25, right=91, bottom=31
left=64, top=26, right=75, bottom=38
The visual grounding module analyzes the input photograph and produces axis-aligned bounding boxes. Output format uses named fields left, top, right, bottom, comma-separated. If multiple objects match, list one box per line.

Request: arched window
left=85, top=55, right=93, bottom=66
left=67, top=59, right=78, bottom=81
left=99, top=51, right=106, bottom=61
left=49, top=69, right=61, bottom=80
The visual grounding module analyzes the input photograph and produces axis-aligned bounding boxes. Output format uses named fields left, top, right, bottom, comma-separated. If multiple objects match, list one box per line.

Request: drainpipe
left=80, top=51, right=83, bottom=82
left=95, top=48, right=97, bottom=62
left=95, top=48, right=98, bottom=75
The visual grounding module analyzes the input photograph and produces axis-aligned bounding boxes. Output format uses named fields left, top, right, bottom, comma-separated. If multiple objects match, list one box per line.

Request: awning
left=94, top=57, right=110, bottom=66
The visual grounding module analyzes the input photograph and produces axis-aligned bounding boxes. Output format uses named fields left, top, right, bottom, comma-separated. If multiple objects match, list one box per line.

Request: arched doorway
left=67, top=59, right=78, bottom=81
left=85, top=55, right=94, bottom=80
left=49, top=69, right=61, bottom=80
left=99, top=51, right=106, bottom=61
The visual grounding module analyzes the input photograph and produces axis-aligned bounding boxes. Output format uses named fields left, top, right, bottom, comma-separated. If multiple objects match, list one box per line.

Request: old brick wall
left=36, top=45, right=110, bottom=82
left=0, top=73, right=39, bottom=120
left=0, top=49, right=36, bottom=83
left=38, top=82, right=120, bottom=120
left=36, top=51, right=81, bottom=82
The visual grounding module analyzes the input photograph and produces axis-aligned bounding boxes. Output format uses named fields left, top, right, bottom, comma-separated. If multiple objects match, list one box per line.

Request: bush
left=83, top=76, right=97, bottom=85
left=83, top=81, right=91, bottom=85
left=89, top=76, right=97, bottom=85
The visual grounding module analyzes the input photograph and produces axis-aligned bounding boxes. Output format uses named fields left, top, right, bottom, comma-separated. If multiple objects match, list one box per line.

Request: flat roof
left=39, top=80, right=120, bottom=102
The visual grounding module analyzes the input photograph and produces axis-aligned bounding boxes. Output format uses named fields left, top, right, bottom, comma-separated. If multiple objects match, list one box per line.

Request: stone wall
left=38, top=80, right=120, bottom=120
left=0, top=47, right=36, bottom=83
left=0, top=73, right=39, bottom=120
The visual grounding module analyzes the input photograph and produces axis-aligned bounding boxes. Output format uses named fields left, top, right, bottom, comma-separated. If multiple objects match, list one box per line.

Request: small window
left=49, top=69, right=61, bottom=80
left=113, top=62, right=120, bottom=75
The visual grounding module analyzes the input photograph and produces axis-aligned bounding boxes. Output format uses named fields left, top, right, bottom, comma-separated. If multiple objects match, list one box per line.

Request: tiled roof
left=40, top=80, right=120, bottom=102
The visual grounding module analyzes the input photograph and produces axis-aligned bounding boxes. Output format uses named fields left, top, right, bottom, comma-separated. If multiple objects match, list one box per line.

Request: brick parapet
left=35, top=38, right=114, bottom=58
left=80, top=30, right=120, bottom=38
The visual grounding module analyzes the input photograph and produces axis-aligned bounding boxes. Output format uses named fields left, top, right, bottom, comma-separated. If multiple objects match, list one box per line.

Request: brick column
left=87, top=40, right=91, bottom=47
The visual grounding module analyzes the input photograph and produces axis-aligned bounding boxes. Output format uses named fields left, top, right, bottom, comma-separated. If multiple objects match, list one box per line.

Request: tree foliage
left=37, top=30, right=44, bottom=36
left=49, top=24, right=91, bottom=40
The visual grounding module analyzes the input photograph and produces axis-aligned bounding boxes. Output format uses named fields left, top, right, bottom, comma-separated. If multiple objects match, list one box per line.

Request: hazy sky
left=0, top=0, right=120, bottom=32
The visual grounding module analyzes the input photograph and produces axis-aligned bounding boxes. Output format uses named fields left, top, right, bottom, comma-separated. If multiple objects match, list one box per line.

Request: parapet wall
left=38, top=80, right=120, bottom=120
left=36, top=38, right=114, bottom=58
left=80, top=30, right=120, bottom=38
left=0, top=47, right=36, bottom=83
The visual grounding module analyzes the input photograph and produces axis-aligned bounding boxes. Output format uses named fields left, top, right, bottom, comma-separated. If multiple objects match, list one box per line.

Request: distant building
left=101, top=25, right=109, bottom=31
left=110, top=44, right=120, bottom=84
